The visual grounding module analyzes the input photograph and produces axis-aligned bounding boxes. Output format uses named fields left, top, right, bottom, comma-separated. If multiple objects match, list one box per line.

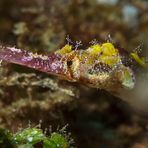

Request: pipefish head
left=53, top=43, right=135, bottom=93
left=79, top=43, right=135, bottom=93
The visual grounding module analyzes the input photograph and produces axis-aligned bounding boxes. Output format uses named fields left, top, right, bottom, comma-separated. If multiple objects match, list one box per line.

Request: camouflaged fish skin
left=1, top=42, right=145, bottom=93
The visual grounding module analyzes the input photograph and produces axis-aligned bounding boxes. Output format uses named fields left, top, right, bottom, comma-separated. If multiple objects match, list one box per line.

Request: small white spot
left=8, top=47, right=22, bottom=53
left=28, top=137, right=33, bottom=142
left=22, top=55, right=33, bottom=62
left=51, top=61, right=61, bottom=71
left=32, top=131, right=38, bottom=135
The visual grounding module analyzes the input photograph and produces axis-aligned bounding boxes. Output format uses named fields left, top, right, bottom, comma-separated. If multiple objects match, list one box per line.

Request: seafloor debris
left=0, top=124, right=74, bottom=147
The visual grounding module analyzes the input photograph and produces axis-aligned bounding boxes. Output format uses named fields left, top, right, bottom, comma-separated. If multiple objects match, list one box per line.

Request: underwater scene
left=0, top=0, right=148, bottom=147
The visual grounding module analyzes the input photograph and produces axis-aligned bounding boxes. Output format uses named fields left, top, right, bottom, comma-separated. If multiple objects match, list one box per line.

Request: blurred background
left=0, top=0, right=148, bottom=147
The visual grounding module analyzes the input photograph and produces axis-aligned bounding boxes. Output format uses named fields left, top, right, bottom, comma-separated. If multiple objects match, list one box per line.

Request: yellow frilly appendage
left=131, top=53, right=148, bottom=68
left=56, top=44, right=72, bottom=55
left=88, top=43, right=121, bottom=66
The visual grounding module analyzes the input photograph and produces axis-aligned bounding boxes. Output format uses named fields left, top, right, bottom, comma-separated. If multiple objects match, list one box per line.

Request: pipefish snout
left=0, top=42, right=147, bottom=95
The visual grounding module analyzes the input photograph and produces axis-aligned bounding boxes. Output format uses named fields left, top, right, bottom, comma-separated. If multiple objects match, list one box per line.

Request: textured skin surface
left=0, top=43, right=135, bottom=93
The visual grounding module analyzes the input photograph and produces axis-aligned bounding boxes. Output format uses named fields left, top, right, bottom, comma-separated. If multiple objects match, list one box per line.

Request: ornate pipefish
left=0, top=42, right=147, bottom=94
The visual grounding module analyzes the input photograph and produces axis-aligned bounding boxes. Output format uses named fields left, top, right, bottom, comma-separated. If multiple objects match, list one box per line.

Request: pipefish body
left=0, top=42, right=147, bottom=95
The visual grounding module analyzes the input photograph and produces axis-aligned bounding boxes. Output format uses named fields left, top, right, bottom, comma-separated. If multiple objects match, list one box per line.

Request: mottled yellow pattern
left=57, top=42, right=121, bottom=67
left=56, top=44, right=72, bottom=54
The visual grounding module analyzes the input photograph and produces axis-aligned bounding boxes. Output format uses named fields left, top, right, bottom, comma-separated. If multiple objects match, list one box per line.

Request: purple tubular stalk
left=0, top=46, right=69, bottom=78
